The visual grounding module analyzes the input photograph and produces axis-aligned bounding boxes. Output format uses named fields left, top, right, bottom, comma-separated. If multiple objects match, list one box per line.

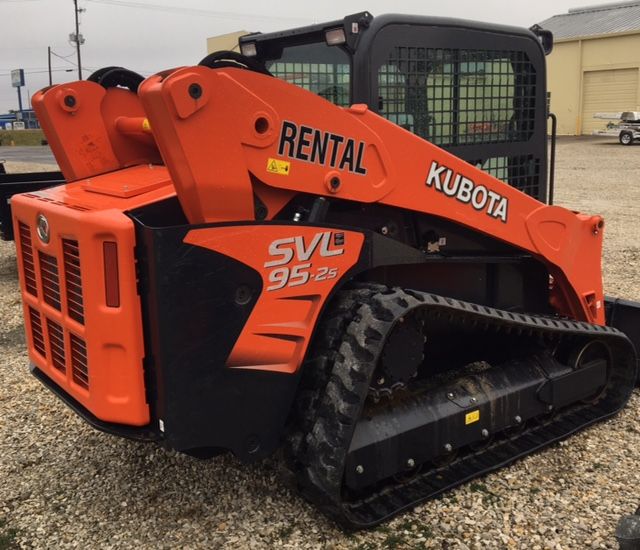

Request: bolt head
left=447, top=392, right=455, bottom=399
left=444, top=443, right=453, bottom=453
left=406, top=458, right=415, bottom=468
left=481, top=428, right=489, bottom=438
left=470, top=397, right=477, bottom=404
left=355, top=465, right=364, bottom=474
left=515, top=415, right=522, bottom=424
left=377, top=377, right=385, bottom=386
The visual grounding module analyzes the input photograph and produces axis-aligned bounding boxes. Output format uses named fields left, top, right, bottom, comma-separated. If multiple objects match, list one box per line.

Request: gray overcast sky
left=0, top=0, right=601, bottom=113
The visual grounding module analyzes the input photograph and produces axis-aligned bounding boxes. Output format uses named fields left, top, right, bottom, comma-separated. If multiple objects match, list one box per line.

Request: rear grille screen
left=46, top=319, right=66, bottom=373
left=29, top=307, right=46, bottom=357
left=70, top=334, right=89, bottom=389
left=20, top=229, right=90, bottom=390
left=18, top=222, right=38, bottom=297
left=62, top=239, right=84, bottom=324
left=39, top=251, right=61, bottom=310
left=377, top=48, right=536, bottom=147
left=474, top=155, right=541, bottom=199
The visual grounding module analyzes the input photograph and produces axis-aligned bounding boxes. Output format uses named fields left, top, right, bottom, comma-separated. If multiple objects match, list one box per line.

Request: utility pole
left=47, top=46, right=52, bottom=86
left=73, top=0, right=83, bottom=79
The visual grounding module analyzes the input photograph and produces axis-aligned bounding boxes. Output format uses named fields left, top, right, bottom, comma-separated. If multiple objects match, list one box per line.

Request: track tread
left=287, top=287, right=636, bottom=529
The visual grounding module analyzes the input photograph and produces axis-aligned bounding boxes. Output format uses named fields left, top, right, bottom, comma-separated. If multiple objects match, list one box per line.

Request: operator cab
left=240, top=12, right=551, bottom=203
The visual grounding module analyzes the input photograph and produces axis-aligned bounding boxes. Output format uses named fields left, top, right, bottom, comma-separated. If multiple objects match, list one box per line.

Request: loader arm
left=138, top=66, right=605, bottom=325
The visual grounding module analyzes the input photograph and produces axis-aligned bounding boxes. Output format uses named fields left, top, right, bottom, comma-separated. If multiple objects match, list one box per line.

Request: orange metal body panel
left=32, top=82, right=162, bottom=182
left=12, top=166, right=175, bottom=425
left=184, top=225, right=364, bottom=373
left=139, top=67, right=606, bottom=325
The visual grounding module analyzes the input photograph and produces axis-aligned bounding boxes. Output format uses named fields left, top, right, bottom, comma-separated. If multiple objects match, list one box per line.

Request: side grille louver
left=29, top=307, right=46, bottom=357
left=18, top=222, right=38, bottom=296
left=20, top=222, right=90, bottom=391
left=70, top=334, right=89, bottom=389
left=46, top=319, right=66, bottom=373
left=39, top=252, right=61, bottom=310
left=62, top=239, right=84, bottom=324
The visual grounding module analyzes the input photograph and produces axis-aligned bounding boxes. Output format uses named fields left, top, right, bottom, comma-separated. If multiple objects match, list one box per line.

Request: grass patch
left=0, top=130, right=46, bottom=146
left=0, top=519, right=18, bottom=550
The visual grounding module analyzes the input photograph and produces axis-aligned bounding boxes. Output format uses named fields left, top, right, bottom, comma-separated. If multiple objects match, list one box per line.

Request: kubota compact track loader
left=12, top=12, right=640, bottom=528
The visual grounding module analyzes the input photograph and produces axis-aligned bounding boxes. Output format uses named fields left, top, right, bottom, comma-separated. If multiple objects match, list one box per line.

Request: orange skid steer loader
left=11, top=12, right=640, bottom=527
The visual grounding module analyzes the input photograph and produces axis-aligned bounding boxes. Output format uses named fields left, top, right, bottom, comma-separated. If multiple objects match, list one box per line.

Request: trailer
left=593, top=111, right=640, bottom=145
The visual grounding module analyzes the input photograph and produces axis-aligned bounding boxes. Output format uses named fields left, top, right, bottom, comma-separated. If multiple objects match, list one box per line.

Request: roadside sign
left=11, top=69, right=24, bottom=88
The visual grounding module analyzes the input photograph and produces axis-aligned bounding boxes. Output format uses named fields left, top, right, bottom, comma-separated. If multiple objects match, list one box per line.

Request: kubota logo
left=264, top=231, right=345, bottom=291
left=425, top=160, right=509, bottom=223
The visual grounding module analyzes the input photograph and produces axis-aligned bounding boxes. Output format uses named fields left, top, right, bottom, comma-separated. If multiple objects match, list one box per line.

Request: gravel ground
left=1, top=137, right=640, bottom=549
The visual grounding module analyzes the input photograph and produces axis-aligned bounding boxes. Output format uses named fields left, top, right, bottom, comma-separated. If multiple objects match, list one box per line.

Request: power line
left=85, top=0, right=308, bottom=23
left=0, top=68, right=75, bottom=76
left=50, top=50, right=78, bottom=67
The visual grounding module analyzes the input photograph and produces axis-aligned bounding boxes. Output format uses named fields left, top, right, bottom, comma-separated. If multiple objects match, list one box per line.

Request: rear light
left=103, top=241, right=120, bottom=308
left=240, top=42, right=257, bottom=57
left=325, top=27, right=346, bottom=46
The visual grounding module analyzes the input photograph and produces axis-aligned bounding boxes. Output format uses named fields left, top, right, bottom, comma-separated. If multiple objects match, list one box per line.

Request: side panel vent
left=46, top=319, right=66, bottom=373
left=39, top=252, right=61, bottom=310
left=62, top=240, right=84, bottom=324
left=70, top=334, right=89, bottom=389
left=18, top=222, right=38, bottom=297
left=29, top=307, right=46, bottom=357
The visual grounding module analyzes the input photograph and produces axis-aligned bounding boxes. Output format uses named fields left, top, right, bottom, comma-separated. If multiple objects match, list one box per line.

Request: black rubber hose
left=198, top=50, right=271, bottom=76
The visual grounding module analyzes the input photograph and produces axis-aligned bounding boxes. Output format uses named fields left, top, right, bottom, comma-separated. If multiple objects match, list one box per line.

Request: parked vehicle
left=593, top=111, right=640, bottom=145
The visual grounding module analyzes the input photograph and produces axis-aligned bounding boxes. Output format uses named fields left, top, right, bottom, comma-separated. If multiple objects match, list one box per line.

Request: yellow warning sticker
left=465, top=410, right=480, bottom=425
left=266, top=158, right=291, bottom=176
left=142, top=118, right=151, bottom=131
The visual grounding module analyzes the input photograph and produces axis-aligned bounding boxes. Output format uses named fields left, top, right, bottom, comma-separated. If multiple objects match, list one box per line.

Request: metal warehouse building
left=539, top=1, right=640, bottom=135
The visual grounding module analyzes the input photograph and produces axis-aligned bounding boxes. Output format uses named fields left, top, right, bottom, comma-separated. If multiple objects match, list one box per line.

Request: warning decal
left=465, top=410, right=480, bottom=425
left=266, top=158, right=291, bottom=176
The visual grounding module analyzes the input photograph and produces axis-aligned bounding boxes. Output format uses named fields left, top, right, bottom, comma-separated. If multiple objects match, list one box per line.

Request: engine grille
left=20, top=232, right=90, bottom=391
left=18, top=222, right=38, bottom=297
left=39, top=251, right=61, bottom=310
left=29, top=306, right=46, bottom=357
left=47, top=319, right=66, bottom=373
left=62, top=239, right=84, bottom=324
left=70, top=334, right=89, bottom=389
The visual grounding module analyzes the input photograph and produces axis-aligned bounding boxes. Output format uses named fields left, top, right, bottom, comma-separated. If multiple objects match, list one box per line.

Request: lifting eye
left=188, top=83, right=202, bottom=99
left=254, top=117, right=269, bottom=134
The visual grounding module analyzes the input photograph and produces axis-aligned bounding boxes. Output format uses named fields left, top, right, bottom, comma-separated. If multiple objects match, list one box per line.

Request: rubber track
left=289, top=287, right=637, bottom=529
